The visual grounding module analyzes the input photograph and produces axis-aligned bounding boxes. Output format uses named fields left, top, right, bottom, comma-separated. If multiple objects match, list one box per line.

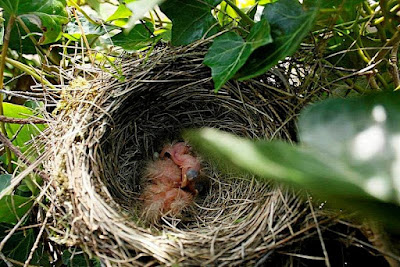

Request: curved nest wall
left=42, top=43, right=323, bottom=266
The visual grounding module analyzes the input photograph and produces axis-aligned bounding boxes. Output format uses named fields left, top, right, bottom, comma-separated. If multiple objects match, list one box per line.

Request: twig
left=7, top=257, right=39, bottom=267
left=390, top=42, right=400, bottom=89
left=0, top=131, right=49, bottom=181
left=308, top=197, right=331, bottom=267
left=72, top=8, right=95, bottom=65
left=23, top=203, right=52, bottom=267
left=0, top=116, right=48, bottom=125
left=0, top=251, right=13, bottom=267
left=371, top=27, right=400, bottom=64
left=0, top=207, right=32, bottom=252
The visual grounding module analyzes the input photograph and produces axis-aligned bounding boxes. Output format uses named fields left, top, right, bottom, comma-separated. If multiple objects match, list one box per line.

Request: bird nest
left=34, top=42, right=340, bottom=266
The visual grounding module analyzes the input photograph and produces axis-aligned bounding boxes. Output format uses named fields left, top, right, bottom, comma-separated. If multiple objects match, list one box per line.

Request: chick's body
left=141, top=142, right=201, bottom=222
left=145, top=158, right=182, bottom=188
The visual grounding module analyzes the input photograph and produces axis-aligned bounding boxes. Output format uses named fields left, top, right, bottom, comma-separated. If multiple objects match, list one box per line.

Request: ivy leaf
left=111, top=22, right=154, bottom=51
left=204, top=19, right=272, bottom=91
left=0, top=0, right=68, bottom=53
left=237, top=0, right=317, bottom=80
left=0, top=195, right=33, bottom=224
left=204, top=32, right=252, bottom=91
left=246, top=19, right=272, bottom=49
left=160, top=0, right=222, bottom=46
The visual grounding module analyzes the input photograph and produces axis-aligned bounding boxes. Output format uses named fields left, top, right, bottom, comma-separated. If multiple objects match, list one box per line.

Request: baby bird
left=141, top=142, right=201, bottom=222
left=160, top=142, right=201, bottom=194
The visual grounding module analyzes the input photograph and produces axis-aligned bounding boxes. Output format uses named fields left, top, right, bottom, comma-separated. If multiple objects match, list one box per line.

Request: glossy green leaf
left=204, top=19, right=272, bottom=91
left=3, top=102, right=46, bottom=153
left=111, top=22, right=154, bottom=51
left=0, top=195, right=33, bottom=224
left=1, top=0, right=68, bottom=53
left=160, top=0, right=222, bottom=46
left=237, top=0, right=317, bottom=80
left=185, top=127, right=400, bottom=230
left=247, top=19, right=272, bottom=49
left=0, top=174, right=11, bottom=193
left=204, top=32, right=252, bottom=91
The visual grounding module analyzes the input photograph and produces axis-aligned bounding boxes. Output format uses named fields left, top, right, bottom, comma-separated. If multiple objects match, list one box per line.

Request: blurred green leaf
left=0, top=174, right=11, bottom=192
left=0, top=0, right=68, bottom=53
left=299, top=92, right=400, bottom=204
left=160, top=0, right=222, bottom=46
left=0, top=195, right=33, bottom=224
left=185, top=127, right=400, bottom=231
left=111, top=22, right=154, bottom=51
left=237, top=0, right=317, bottom=80
left=204, top=19, right=272, bottom=91
left=125, top=0, right=164, bottom=30
left=3, top=102, right=46, bottom=153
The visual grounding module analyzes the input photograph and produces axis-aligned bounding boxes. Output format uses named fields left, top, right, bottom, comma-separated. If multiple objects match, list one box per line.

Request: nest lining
left=40, top=42, right=328, bottom=266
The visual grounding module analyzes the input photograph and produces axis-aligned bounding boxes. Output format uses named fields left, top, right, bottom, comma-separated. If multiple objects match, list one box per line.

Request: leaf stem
left=0, top=15, right=16, bottom=173
left=3, top=57, right=55, bottom=89
left=15, top=17, right=59, bottom=66
left=224, top=0, right=255, bottom=26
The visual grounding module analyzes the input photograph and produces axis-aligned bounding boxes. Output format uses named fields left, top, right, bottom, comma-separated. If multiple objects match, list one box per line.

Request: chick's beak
left=181, top=169, right=199, bottom=188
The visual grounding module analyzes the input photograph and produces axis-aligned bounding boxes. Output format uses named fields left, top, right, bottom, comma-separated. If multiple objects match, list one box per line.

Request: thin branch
left=308, top=197, right=331, bottom=267
left=72, top=8, right=95, bottom=65
left=0, top=251, right=13, bottom=267
left=371, top=27, right=400, bottom=64
left=0, top=131, right=49, bottom=181
left=390, top=42, right=400, bottom=89
left=0, top=116, right=48, bottom=125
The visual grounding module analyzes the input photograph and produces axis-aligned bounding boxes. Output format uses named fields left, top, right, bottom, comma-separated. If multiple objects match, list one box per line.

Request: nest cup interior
left=97, top=48, right=300, bottom=218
